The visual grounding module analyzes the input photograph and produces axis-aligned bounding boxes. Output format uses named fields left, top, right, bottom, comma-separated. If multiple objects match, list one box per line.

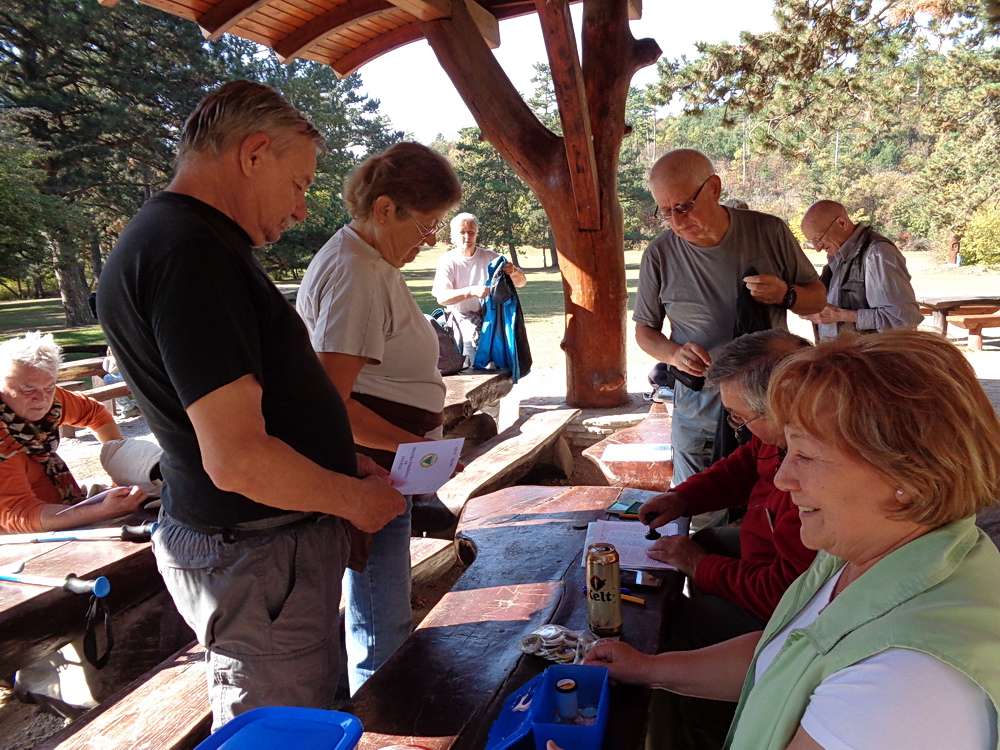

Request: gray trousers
left=153, top=512, right=349, bottom=731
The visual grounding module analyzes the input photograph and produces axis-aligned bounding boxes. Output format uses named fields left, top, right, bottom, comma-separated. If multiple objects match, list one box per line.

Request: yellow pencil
left=621, top=594, right=645, bottom=605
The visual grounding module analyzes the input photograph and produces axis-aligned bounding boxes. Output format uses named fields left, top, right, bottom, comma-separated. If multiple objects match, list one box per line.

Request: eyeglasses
left=805, top=215, right=839, bottom=251
left=402, top=209, right=445, bottom=239
left=726, top=411, right=761, bottom=440
left=653, top=176, right=711, bottom=224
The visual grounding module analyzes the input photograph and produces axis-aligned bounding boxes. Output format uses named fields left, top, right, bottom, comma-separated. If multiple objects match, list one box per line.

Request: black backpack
left=426, top=311, right=465, bottom=375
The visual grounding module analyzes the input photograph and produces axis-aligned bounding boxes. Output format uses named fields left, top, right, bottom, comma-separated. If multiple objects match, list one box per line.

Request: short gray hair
left=0, top=331, right=63, bottom=377
left=705, top=329, right=812, bottom=413
left=177, top=80, right=324, bottom=164
left=450, top=212, right=480, bottom=246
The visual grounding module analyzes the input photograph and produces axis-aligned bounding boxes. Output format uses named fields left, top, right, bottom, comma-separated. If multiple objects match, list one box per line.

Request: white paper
left=601, top=443, right=672, bottom=462
left=389, top=438, right=465, bottom=494
left=582, top=518, right=689, bottom=571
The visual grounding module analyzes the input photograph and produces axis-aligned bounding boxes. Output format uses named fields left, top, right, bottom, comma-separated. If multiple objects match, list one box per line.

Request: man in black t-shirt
left=99, top=81, right=405, bottom=730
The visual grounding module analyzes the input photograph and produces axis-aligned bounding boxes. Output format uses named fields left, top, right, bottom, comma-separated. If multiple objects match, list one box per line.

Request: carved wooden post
left=424, top=0, right=660, bottom=408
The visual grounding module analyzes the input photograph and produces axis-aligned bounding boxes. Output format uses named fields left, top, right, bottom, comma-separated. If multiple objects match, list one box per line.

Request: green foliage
left=962, top=201, right=1000, bottom=266
left=647, top=0, right=1000, bottom=260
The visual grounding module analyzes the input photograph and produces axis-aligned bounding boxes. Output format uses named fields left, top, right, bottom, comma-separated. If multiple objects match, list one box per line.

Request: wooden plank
left=198, top=0, right=272, bottom=39
left=37, top=641, right=210, bottom=750
left=82, top=382, right=131, bottom=401
left=534, top=0, right=601, bottom=229
left=438, top=408, right=579, bottom=515
left=0, top=534, right=160, bottom=676
left=946, top=313, right=1000, bottom=328
left=441, top=369, right=513, bottom=433
left=582, top=408, right=673, bottom=492
left=58, top=357, right=106, bottom=381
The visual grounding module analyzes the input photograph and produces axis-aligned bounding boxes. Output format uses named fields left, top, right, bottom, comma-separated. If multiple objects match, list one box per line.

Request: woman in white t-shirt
left=296, top=142, right=462, bottom=694
left=581, top=330, right=1000, bottom=750
left=431, top=212, right=526, bottom=363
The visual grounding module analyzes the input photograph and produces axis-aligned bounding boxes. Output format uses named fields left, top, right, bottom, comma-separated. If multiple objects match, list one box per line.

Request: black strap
left=83, top=595, right=114, bottom=669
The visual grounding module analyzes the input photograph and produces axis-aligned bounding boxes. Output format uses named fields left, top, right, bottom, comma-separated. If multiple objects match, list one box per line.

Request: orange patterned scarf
left=0, top=397, right=84, bottom=504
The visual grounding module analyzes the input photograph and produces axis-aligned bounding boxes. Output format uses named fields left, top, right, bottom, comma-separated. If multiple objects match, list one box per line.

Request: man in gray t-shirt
left=634, top=150, right=825, bottom=525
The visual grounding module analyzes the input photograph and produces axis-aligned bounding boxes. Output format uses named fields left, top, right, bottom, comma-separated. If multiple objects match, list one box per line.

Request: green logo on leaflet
left=420, top=453, right=438, bottom=468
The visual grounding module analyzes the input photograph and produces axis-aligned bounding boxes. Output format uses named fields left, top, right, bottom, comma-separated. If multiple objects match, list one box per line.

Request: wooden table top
left=347, top=484, right=682, bottom=750
left=916, top=295, right=1000, bottom=310
left=582, top=406, right=673, bottom=493
left=0, top=510, right=160, bottom=675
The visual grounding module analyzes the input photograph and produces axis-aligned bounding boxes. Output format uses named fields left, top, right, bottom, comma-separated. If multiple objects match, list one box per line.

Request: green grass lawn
left=0, top=298, right=105, bottom=359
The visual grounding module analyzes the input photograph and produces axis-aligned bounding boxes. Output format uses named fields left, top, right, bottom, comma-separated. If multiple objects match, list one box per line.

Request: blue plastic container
left=194, top=707, right=363, bottom=750
left=485, top=664, right=609, bottom=750
left=530, top=664, right=609, bottom=750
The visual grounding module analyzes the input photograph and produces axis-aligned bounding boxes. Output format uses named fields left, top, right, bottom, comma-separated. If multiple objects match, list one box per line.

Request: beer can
left=586, top=542, right=622, bottom=637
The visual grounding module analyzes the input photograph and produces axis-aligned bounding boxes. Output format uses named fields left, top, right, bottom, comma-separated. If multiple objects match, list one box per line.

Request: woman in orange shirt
left=0, top=332, right=146, bottom=533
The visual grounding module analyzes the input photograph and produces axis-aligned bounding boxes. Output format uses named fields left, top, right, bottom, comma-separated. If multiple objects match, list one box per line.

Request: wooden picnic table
left=442, top=368, right=513, bottom=434
left=347, top=484, right=683, bottom=750
left=917, top=295, right=1000, bottom=335
left=583, top=405, right=673, bottom=493
left=0, top=509, right=161, bottom=676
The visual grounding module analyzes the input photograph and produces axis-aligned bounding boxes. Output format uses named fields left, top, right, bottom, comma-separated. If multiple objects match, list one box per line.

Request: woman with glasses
left=0, top=332, right=146, bottom=533
left=590, top=330, right=1000, bottom=750
left=637, top=329, right=817, bottom=749
left=431, top=212, right=526, bottom=365
left=296, top=142, right=462, bottom=693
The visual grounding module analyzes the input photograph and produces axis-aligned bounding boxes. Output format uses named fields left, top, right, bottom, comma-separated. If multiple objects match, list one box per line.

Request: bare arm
left=186, top=374, right=405, bottom=532
left=635, top=324, right=711, bottom=377
left=505, top=262, right=527, bottom=288
left=91, top=420, right=123, bottom=443
left=316, top=352, right=432, bottom=453
left=790, top=279, right=827, bottom=315
left=38, top=486, right=147, bottom=531
left=434, top=285, right=489, bottom=306
left=585, top=631, right=762, bottom=702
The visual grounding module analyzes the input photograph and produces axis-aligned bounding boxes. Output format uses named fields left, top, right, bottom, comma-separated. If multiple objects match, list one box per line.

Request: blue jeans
left=343, top=495, right=413, bottom=693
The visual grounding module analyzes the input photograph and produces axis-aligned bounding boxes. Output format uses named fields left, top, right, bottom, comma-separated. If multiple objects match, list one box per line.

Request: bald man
left=800, top=201, right=922, bottom=340
left=634, top=150, right=825, bottom=527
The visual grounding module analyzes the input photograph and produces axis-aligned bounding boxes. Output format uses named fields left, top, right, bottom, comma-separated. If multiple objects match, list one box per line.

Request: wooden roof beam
left=198, top=0, right=272, bottom=41
left=628, top=0, right=641, bottom=21
left=275, top=0, right=392, bottom=63
left=389, top=1, right=500, bottom=46
left=535, top=0, right=600, bottom=230
left=332, top=1, right=498, bottom=74
left=97, top=0, right=122, bottom=6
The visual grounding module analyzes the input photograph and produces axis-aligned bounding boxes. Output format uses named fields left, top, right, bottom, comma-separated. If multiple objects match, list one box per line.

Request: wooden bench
left=38, top=537, right=457, bottom=750
left=946, top=313, right=1000, bottom=351
left=916, top=296, right=1000, bottom=336
left=437, top=408, right=580, bottom=516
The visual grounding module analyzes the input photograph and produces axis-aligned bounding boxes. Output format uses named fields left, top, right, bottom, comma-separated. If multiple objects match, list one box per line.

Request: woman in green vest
left=584, top=329, right=1000, bottom=750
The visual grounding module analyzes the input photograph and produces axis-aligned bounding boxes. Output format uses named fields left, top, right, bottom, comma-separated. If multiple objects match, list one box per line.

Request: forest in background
left=2, top=0, right=998, bottom=326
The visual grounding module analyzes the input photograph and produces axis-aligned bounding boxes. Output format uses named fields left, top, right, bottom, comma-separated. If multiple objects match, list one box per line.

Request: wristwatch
left=781, top=283, right=797, bottom=310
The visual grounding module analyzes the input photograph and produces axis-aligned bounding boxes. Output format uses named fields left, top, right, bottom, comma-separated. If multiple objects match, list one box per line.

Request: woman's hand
left=584, top=640, right=655, bottom=686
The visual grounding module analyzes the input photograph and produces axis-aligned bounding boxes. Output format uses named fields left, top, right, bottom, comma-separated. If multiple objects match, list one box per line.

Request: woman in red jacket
left=0, top=332, right=146, bottom=533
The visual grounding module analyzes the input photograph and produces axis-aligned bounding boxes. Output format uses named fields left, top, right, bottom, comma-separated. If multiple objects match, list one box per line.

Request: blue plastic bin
left=194, top=706, right=363, bottom=750
left=485, top=664, right=609, bottom=750
left=530, top=664, right=609, bottom=750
